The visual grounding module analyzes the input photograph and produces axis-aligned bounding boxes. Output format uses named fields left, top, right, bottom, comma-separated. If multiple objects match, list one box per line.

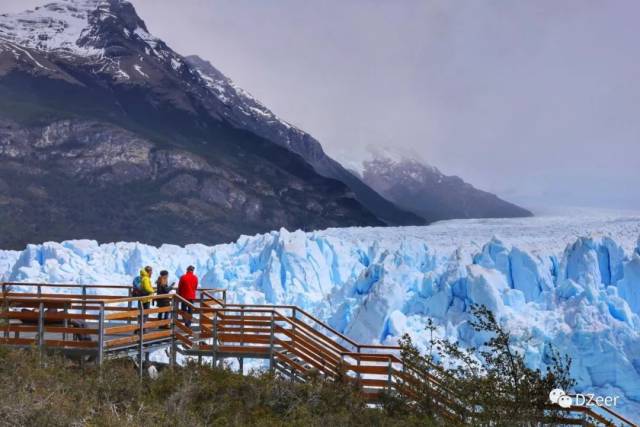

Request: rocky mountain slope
left=359, top=155, right=532, bottom=222
left=183, top=55, right=422, bottom=226
left=0, top=0, right=422, bottom=249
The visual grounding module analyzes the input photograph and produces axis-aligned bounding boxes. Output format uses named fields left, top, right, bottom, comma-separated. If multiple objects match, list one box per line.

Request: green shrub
left=394, top=305, right=575, bottom=426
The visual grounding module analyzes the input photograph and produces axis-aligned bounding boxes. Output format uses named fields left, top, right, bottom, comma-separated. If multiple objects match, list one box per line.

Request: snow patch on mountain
left=133, top=63, right=147, bottom=78
left=0, top=0, right=107, bottom=57
left=1, top=214, right=639, bottom=417
left=185, top=55, right=297, bottom=133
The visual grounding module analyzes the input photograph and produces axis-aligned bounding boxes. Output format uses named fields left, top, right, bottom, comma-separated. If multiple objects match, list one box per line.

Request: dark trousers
left=157, top=303, right=170, bottom=320
left=181, top=301, right=194, bottom=327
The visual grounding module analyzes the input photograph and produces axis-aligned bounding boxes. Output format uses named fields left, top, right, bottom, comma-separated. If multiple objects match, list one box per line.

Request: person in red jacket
left=178, top=265, right=199, bottom=327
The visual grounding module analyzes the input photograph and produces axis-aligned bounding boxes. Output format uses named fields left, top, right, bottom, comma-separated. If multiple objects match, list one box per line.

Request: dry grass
left=0, top=347, right=435, bottom=427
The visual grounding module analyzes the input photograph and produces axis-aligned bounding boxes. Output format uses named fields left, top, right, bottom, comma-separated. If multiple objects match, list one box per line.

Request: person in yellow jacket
left=138, top=266, right=155, bottom=318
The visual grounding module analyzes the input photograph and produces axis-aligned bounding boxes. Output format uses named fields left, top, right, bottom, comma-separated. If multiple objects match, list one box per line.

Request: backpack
left=132, top=276, right=143, bottom=297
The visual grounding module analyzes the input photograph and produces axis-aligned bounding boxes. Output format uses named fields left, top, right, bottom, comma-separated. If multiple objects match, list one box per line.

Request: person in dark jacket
left=155, top=270, right=175, bottom=322
left=178, top=265, right=198, bottom=327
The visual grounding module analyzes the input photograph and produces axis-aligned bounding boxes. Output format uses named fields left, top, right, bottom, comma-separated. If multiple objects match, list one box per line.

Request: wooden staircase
left=0, top=282, right=636, bottom=427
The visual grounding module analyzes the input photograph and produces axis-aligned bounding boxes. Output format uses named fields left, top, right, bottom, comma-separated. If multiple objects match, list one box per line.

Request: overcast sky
left=4, top=0, right=640, bottom=212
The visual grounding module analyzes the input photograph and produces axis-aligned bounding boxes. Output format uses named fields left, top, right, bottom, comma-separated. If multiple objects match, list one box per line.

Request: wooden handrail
left=206, top=298, right=400, bottom=353
left=2, top=283, right=396, bottom=351
left=565, top=395, right=637, bottom=427
left=2, top=282, right=226, bottom=292
left=2, top=282, right=129, bottom=289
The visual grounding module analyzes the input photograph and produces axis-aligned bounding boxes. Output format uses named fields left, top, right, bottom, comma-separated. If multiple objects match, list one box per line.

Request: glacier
left=1, top=213, right=639, bottom=419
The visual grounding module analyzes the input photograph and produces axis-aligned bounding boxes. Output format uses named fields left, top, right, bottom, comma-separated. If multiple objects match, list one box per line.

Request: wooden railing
left=0, top=282, right=636, bottom=426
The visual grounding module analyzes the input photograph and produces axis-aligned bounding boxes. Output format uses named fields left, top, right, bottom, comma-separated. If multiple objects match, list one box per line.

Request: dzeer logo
left=549, top=389, right=620, bottom=409
left=549, top=389, right=573, bottom=408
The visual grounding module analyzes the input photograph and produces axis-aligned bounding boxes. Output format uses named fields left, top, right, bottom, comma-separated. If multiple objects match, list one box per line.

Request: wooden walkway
left=0, top=282, right=636, bottom=427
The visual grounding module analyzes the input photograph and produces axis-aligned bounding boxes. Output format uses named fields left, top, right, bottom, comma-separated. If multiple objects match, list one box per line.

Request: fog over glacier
left=2, top=213, right=640, bottom=417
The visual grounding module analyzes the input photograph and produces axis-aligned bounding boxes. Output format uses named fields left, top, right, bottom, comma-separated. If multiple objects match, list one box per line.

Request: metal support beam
left=356, top=345, right=361, bottom=383
left=2, top=284, right=8, bottom=340
left=387, top=356, right=393, bottom=392
left=127, top=288, right=132, bottom=325
left=62, top=302, right=69, bottom=342
left=212, top=311, right=218, bottom=368
left=269, top=310, right=275, bottom=372
left=290, top=307, right=296, bottom=381
left=98, top=303, right=105, bottom=366
left=239, top=305, right=244, bottom=374
left=37, top=302, right=44, bottom=357
left=170, top=298, right=177, bottom=368
left=81, top=286, right=87, bottom=316
left=291, top=307, right=296, bottom=352
left=138, top=302, right=144, bottom=378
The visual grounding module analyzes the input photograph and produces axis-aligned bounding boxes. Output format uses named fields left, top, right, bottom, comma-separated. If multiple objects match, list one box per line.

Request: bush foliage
left=393, top=304, right=575, bottom=425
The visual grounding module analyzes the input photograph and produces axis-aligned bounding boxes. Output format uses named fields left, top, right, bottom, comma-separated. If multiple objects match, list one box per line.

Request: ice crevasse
left=1, top=220, right=639, bottom=417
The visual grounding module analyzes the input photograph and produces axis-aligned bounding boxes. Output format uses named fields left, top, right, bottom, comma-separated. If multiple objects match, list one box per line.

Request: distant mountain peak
left=360, top=151, right=532, bottom=221
left=345, top=145, right=436, bottom=177
left=364, top=151, right=441, bottom=180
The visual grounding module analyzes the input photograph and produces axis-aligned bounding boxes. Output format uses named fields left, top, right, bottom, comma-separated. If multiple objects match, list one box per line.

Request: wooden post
left=269, top=310, right=275, bottom=372
left=98, top=302, right=105, bottom=366
left=138, top=302, right=144, bottom=378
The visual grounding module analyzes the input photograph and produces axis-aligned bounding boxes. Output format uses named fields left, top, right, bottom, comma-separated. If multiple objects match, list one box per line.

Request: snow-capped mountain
left=0, top=0, right=422, bottom=249
left=0, top=0, right=107, bottom=57
left=2, top=213, right=639, bottom=418
left=358, top=153, right=532, bottom=221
